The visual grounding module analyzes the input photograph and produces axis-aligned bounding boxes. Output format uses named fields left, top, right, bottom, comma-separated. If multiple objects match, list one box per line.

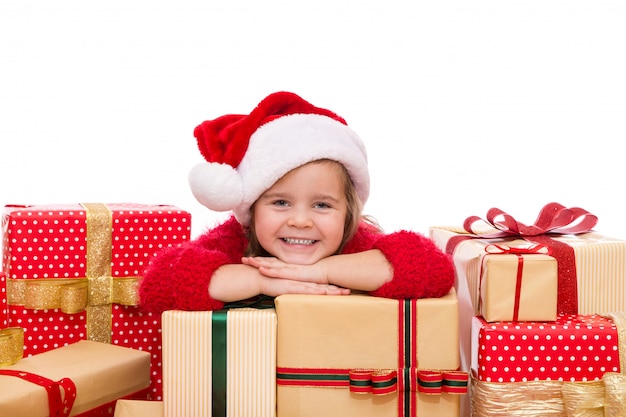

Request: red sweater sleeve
left=139, top=216, right=247, bottom=313
left=344, top=224, right=455, bottom=299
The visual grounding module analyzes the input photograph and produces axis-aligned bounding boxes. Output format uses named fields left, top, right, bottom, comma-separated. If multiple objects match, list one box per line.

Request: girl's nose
left=287, top=208, right=313, bottom=228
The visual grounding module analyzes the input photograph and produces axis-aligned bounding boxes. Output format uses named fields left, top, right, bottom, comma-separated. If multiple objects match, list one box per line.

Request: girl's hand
left=242, top=256, right=329, bottom=284
left=258, top=275, right=350, bottom=297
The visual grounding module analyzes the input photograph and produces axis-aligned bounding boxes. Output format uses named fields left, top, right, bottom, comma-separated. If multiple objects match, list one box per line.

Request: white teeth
left=283, top=238, right=315, bottom=245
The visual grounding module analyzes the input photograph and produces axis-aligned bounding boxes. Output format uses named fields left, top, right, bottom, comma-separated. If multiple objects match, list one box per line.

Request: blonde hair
left=244, top=159, right=367, bottom=257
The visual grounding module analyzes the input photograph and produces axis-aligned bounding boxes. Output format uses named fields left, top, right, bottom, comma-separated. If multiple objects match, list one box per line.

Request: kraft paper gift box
left=2, top=203, right=192, bottom=401
left=274, top=290, right=467, bottom=417
left=162, top=306, right=277, bottom=417
left=114, top=400, right=163, bottom=417
left=0, top=340, right=151, bottom=417
left=469, top=312, right=626, bottom=417
left=431, top=204, right=626, bottom=323
left=430, top=227, right=559, bottom=323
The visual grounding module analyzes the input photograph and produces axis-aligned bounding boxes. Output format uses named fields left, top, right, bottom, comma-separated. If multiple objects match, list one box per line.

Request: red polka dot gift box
left=469, top=313, right=626, bottom=416
left=1, top=203, right=191, bottom=402
left=471, top=314, right=621, bottom=383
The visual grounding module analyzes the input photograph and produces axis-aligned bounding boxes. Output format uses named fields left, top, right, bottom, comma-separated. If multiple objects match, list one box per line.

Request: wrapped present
left=430, top=203, right=625, bottom=318
left=162, top=304, right=277, bottom=417
left=469, top=312, right=626, bottom=416
left=471, top=314, right=621, bottom=383
left=430, top=228, right=559, bottom=323
left=1, top=203, right=192, bottom=400
left=430, top=203, right=625, bottom=376
left=113, top=400, right=163, bottom=417
left=0, top=340, right=150, bottom=417
left=275, top=290, right=467, bottom=417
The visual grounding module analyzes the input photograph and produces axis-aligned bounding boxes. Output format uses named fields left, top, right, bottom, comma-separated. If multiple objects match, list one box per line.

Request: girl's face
left=253, top=160, right=348, bottom=265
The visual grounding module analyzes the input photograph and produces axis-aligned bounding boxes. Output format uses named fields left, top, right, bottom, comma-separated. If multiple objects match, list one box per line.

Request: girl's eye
left=273, top=200, right=289, bottom=207
left=314, top=202, right=331, bottom=209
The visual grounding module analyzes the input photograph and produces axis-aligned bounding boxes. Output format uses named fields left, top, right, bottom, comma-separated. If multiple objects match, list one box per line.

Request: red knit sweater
left=139, top=216, right=454, bottom=313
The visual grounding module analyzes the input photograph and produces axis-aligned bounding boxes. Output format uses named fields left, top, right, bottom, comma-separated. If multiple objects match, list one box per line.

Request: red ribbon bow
left=462, top=202, right=597, bottom=238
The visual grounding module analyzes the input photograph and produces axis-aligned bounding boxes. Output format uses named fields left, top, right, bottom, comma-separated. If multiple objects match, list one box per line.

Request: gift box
left=430, top=204, right=626, bottom=319
left=470, top=311, right=626, bottom=416
left=0, top=340, right=151, bottom=417
left=275, top=290, right=466, bottom=417
left=162, top=306, right=277, bottom=417
left=471, top=314, right=621, bottom=383
left=1, top=203, right=192, bottom=400
left=430, top=204, right=626, bottom=380
left=431, top=226, right=626, bottom=321
left=430, top=228, right=559, bottom=323
left=114, top=400, right=163, bottom=417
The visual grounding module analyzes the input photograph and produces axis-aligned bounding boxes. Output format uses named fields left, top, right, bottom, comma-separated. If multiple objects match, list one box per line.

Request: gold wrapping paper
left=114, top=400, right=164, bottom=417
left=275, top=290, right=461, bottom=417
left=161, top=308, right=277, bottom=417
left=0, top=340, right=150, bottom=417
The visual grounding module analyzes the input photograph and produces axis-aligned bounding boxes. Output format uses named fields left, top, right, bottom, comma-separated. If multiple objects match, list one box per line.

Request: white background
left=1, top=1, right=625, bottom=241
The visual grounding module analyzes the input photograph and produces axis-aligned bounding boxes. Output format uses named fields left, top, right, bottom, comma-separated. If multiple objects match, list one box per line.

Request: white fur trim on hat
left=231, top=113, right=369, bottom=225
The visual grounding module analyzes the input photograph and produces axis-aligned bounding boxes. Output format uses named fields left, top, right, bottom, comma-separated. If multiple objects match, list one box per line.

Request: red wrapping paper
left=1, top=203, right=191, bottom=401
left=471, top=314, right=620, bottom=383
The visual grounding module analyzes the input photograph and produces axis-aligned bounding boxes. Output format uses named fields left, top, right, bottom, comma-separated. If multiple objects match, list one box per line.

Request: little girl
left=139, top=91, right=454, bottom=313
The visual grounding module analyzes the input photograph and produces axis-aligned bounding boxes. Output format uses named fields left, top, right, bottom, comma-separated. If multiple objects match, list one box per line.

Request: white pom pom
left=188, top=162, right=243, bottom=211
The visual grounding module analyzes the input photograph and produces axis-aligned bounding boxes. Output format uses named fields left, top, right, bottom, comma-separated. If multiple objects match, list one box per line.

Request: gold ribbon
left=0, top=327, right=24, bottom=367
left=5, top=203, right=141, bottom=344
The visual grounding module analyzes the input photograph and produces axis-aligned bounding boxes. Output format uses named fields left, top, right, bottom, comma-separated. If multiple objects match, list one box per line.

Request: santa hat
left=189, top=91, right=370, bottom=225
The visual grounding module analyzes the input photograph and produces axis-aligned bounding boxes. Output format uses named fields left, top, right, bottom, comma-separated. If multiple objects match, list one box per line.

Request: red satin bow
left=463, top=202, right=597, bottom=238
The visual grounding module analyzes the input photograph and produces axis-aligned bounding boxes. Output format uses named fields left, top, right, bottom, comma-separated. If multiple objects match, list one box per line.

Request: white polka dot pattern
left=474, top=314, right=621, bottom=383
left=1, top=272, right=7, bottom=328
left=1, top=203, right=192, bottom=402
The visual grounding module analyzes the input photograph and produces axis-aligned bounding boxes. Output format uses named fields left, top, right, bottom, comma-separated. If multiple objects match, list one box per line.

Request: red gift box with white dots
left=1, top=203, right=191, bottom=401
left=471, top=314, right=620, bottom=383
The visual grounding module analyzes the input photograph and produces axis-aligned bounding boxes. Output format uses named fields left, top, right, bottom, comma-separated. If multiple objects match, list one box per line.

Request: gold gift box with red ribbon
left=275, top=290, right=467, bottom=417
left=0, top=340, right=151, bottom=417
left=1, top=203, right=192, bottom=401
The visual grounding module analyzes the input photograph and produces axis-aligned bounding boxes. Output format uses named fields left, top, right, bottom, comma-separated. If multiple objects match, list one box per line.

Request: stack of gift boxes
left=0, top=203, right=192, bottom=416
left=7, top=201, right=625, bottom=416
left=1, top=202, right=470, bottom=417
left=430, top=203, right=626, bottom=417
